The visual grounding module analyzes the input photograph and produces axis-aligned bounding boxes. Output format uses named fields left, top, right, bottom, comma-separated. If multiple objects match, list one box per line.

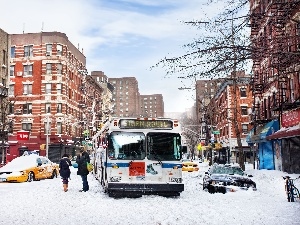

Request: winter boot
left=63, top=184, right=68, bottom=192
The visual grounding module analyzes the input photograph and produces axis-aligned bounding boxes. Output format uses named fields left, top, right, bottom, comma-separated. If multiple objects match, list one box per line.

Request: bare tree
left=153, top=0, right=252, bottom=169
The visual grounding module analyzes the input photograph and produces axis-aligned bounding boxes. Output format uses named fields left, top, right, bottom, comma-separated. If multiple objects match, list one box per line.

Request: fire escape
left=250, top=0, right=300, bottom=125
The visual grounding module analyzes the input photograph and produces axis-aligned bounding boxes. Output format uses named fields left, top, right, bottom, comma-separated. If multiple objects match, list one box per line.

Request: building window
left=57, top=44, right=62, bottom=55
left=11, top=46, right=15, bottom=58
left=2, top=50, right=6, bottom=65
left=22, top=123, right=32, bottom=131
left=241, top=106, right=248, bottom=115
left=46, top=63, right=52, bottom=74
left=9, top=103, right=14, bottom=114
left=23, top=84, right=32, bottom=95
left=45, top=83, right=52, bottom=94
left=23, top=64, right=33, bottom=76
left=57, top=63, right=62, bottom=74
left=242, top=124, right=248, bottom=133
left=57, top=83, right=62, bottom=94
left=10, top=65, right=15, bottom=76
left=57, top=122, right=62, bottom=134
left=24, top=45, right=33, bottom=57
left=57, top=103, right=62, bottom=113
left=23, top=103, right=32, bottom=114
left=44, top=122, right=51, bottom=134
left=9, top=84, right=14, bottom=95
left=46, top=44, right=52, bottom=56
left=240, top=88, right=247, bottom=97
left=45, top=103, right=51, bottom=113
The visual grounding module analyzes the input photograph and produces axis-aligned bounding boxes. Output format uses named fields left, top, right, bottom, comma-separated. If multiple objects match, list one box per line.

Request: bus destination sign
left=119, top=119, right=173, bottom=129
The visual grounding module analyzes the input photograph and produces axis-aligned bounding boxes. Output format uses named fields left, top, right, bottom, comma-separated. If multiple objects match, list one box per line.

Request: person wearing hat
left=59, top=153, right=72, bottom=192
left=76, top=148, right=90, bottom=192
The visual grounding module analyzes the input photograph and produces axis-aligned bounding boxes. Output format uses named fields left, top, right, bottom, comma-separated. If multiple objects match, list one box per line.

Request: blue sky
left=0, top=0, right=225, bottom=112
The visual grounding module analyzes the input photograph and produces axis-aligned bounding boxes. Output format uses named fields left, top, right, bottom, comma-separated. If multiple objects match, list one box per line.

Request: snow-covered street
left=0, top=163, right=299, bottom=225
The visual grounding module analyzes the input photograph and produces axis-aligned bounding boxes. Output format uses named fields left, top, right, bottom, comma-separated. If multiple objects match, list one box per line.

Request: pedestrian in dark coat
left=76, top=149, right=90, bottom=192
left=59, top=153, right=72, bottom=192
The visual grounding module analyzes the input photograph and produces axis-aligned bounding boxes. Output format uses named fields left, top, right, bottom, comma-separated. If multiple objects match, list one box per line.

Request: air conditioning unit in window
left=15, top=109, right=22, bottom=114
left=17, top=71, right=23, bottom=76
left=46, top=52, right=51, bottom=56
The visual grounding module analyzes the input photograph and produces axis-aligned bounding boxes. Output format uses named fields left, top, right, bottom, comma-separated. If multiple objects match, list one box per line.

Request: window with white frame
left=46, top=44, right=52, bottom=55
left=10, top=65, right=15, bottom=76
left=57, top=122, right=62, bottom=134
left=22, top=123, right=32, bottom=131
left=57, top=83, right=62, bottom=94
left=240, top=87, right=247, bottom=97
left=44, top=122, right=51, bottom=134
left=9, top=84, right=14, bottom=95
left=46, top=63, right=52, bottom=74
left=23, top=84, right=32, bottom=95
left=23, top=64, right=33, bottom=76
left=241, top=106, right=248, bottom=115
left=57, top=63, right=62, bottom=74
left=45, top=83, right=51, bottom=94
left=23, top=103, right=32, bottom=114
left=24, top=45, right=33, bottom=57
left=57, top=103, right=62, bottom=113
left=45, top=103, right=51, bottom=113
left=242, top=124, right=248, bottom=133
left=57, top=44, right=62, bottom=55
left=11, top=46, right=15, bottom=58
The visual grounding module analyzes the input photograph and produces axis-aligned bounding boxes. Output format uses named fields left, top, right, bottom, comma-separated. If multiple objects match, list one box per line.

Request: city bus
left=92, top=117, right=184, bottom=198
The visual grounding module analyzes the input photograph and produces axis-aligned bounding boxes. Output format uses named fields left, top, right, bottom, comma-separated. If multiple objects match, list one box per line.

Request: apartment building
left=7, top=31, right=99, bottom=163
left=139, top=94, right=164, bottom=118
left=0, top=28, right=9, bottom=164
left=249, top=0, right=300, bottom=172
left=108, top=77, right=140, bottom=117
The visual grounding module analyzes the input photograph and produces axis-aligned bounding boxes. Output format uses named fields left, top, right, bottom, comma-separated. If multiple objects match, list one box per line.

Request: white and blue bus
left=92, top=117, right=184, bottom=198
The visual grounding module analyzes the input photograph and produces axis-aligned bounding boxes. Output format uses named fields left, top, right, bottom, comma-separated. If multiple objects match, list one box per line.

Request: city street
left=0, top=163, right=299, bottom=225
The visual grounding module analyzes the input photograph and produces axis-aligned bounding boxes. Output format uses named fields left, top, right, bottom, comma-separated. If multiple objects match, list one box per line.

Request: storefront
left=246, top=120, right=279, bottom=170
left=267, top=108, right=300, bottom=173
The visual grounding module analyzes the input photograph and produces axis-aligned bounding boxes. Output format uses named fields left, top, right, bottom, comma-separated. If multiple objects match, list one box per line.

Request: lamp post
left=45, top=115, right=50, bottom=158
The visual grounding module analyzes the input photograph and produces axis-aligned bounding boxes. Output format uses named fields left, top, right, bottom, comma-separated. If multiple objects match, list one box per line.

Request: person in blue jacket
left=76, top=149, right=90, bottom=192
left=59, top=153, right=72, bottom=192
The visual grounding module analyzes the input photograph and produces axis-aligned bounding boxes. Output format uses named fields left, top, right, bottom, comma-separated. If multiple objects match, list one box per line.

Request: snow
left=0, top=162, right=299, bottom=225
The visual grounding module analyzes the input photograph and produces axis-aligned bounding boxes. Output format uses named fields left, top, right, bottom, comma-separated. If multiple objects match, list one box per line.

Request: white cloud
left=0, top=0, right=226, bottom=112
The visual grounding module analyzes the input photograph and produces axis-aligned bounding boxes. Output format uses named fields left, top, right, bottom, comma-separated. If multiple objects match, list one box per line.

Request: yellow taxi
left=182, top=159, right=199, bottom=172
left=0, top=154, right=59, bottom=183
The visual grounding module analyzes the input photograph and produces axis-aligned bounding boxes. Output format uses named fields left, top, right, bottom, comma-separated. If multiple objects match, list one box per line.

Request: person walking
left=59, top=153, right=72, bottom=192
left=76, top=148, right=90, bottom=192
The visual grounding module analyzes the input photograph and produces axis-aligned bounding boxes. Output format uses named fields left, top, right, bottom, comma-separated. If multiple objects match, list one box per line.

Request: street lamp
left=45, top=115, right=50, bottom=158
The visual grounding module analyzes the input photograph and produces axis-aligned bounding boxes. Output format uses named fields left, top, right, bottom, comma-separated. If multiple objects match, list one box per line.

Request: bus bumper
left=107, top=183, right=184, bottom=197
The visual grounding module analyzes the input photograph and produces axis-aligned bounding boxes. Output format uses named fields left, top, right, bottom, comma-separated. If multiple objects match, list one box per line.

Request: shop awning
left=246, top=120, right=279, bottom=143
left=267, top=124, right=300, bottom=140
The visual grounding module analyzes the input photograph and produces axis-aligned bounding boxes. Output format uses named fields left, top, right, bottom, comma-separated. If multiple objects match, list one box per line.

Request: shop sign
left=17, top=130, right=30, bottom=140
left=282, top=108, right=300, bottom=127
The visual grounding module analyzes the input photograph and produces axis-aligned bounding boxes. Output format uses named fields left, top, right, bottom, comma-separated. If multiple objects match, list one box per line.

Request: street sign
left=213, top=130, right=220, bottom=135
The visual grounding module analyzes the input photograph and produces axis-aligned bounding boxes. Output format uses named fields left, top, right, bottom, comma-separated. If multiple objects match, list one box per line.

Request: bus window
left=108, top=131, right=146, bottom=160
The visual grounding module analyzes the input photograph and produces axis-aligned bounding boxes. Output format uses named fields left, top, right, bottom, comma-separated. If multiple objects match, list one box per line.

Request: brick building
left=248, top=0, right=300, bottom=172
left=139, top=94, right=164, bottom=118
left=7, top=31, right=102, bottom=163
left=108, top=77, right=140, bottom=117
left=0, top=28, right=9, bottom=164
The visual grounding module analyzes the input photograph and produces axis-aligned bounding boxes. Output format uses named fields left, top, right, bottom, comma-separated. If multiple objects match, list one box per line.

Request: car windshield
left=210, top=166, right=244, bottom=176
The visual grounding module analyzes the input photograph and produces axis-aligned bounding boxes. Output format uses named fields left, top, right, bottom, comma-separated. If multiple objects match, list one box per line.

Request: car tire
left=51, top=170, right=57, bottom=179
left=27, top=172, right=34, bottom=182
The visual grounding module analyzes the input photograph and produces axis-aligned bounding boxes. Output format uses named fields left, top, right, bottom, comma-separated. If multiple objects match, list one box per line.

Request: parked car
left=202, top=164, right=257, bottom=194
left=0, top=154, right=59, bottom=183
left=182, top=159, right=199, bottom=172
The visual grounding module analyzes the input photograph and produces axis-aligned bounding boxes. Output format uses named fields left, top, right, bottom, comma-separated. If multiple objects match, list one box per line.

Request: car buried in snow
left=0, top=154, right=59, bottom=183
left=202, top=164, right=257, bottom=194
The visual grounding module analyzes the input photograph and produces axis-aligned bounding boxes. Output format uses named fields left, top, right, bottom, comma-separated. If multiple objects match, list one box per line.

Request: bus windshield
left=108, top=131, right=146, bottom=160
left=147, top=132, right=181, bottom=161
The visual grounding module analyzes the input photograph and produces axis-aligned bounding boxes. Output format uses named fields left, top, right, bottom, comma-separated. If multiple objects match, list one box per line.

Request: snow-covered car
left=0, top=154, right=59, bottom=183
left=202, top=164, right=257, bottom=194
left=182, top=159, right=199, bottom=172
